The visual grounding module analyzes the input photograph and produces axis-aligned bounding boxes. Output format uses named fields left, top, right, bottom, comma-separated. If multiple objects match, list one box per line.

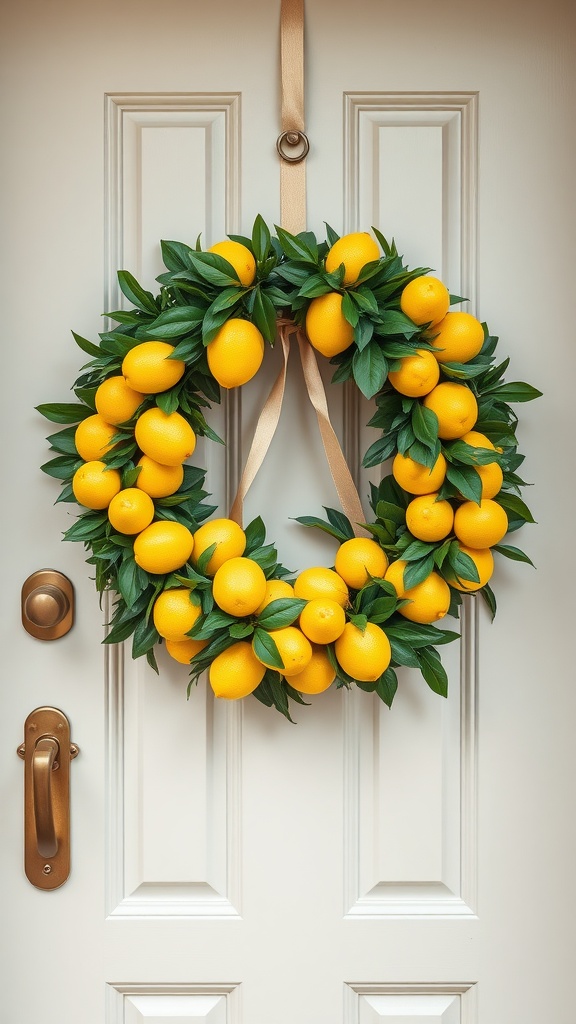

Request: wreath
left=38, top=217, right=541, bottom=721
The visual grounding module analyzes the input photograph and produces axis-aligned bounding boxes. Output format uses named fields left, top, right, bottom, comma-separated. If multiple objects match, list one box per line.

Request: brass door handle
left=32, top=737, right=59, bottom=858
left=18, top=708, right=79, bottom=889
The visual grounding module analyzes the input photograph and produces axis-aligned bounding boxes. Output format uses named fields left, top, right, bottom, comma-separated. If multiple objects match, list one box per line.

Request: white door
left=2, top=1, right=574, bottom=1021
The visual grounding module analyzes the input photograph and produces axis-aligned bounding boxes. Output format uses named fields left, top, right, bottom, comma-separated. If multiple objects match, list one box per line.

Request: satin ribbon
left=279, top=0, right=307, bottom=234
left=229, top=321, right=367, bottom=537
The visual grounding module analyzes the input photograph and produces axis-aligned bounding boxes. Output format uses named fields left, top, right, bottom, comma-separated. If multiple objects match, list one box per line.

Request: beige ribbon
left=279, top=0, right=307, bottom=234
left=229, top=321, right=367, bottom=537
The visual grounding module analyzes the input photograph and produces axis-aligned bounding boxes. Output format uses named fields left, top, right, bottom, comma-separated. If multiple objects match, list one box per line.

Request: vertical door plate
left=18, top=707, right=79, bottom=890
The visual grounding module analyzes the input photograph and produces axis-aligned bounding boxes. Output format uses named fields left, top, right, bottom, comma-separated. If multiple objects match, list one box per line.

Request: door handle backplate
left=17, top=707, right=79, bottom=889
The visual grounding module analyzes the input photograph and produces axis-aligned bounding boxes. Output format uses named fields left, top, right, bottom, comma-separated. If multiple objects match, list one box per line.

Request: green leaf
left=352, top=341, right=387, bottom=399
left=481, top=583, right=497, bottom=619
left=63, top=513, right=108, bottom=542
left=342, top=291, right=360, bottom=328
left=376, top=667, right=398, bottom=708
left=481, top=381, right=543, bottom=403
left=293, top=515, right=350, bottom=543
left=244, top=516, right=266, bottom=551
left=325, top=506, right=355, bottom=540
left=41, top=455, right=80, bottom=479
left=46, top=426, right=78, bottom=456
left=72, top=331, right=101, bottom=357
left=446, top=463, right=483, bottom=504
left=274, top=225, right=318, bottom=263
left=403, top=554, right=435, bottom=590
left=417, top=646, right=448, bottom=697
left=411, top=402, right=440, bottom=450
left=189, top=251, right=242, bottom=287
left=117, top=557, right=149, bottom=608
left=252, top=627, right=284, bottom=669
left=230, top=622, right=255, bottom=639
left=362, top=433, right=397, bottom=468
left=132, top=615, right=160, bottom=659
left=496, top=493, right=536, bottom=525
left=36, top=403, right=93, bottom=424
left=140, top=305, right=204, bottom=339
left=252, top=287, right=277, bottom=344
left=160, top=239, right=195, bottom=272
left=376, top=309, right=420, bottom=337
left=117, top=270, right=159, bottom=314
left=252, top=214, right=271, bottom=262
left=493, top=544, right=535, bottom=566
left=257, top=598, right=307, bottom=630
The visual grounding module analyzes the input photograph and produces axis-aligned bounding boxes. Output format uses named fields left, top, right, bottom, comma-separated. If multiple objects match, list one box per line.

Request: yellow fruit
left=72, top=460, right=122, bottom=510
left=453, top=499, right=508, bottom=548
left=191, top=518, right=247, bottom=576
left=299, top=599, right=346, bottom=644
left=288, top=645, right=336, bottom=694
left=385, top=559, right=451, bottom=623
left=448, top=544, right=494, bottom=592
left=392, top=451, right=447, bottom=495
left=135, top=455, right=184, bottom=498
left=107, top=487, right=155, bottom=534
left=400, top=275, right=450, bottom=326
left=334, top=621, right=391, bottom=682
left=459, top=431, right=503, bottom=500
left=153, top=588, right=202, bottom=641
left=209, top=641, right=266, bottom=700
left=293, top=566, right=349, bottom=608
left=95, top=375, right=144, bottom=425
left=334, top=537, right=389, bottom=590
left=405, top=493, right=454, bottom=542
left=212, top=557, right=267, bottom=616
left=423, top=382, right=478, bottom=440
left=384, top=559, right=408, bottom=597
left=135, top=408, right=196, bottom=466
left=165, top=636, right=208, bottom=664
left=255, top=578, right=295, bottom=615
left=387, top=349, right=440, bottom=397
left=208, top=239, right=256, bottom=286
left=254, top=626, right=313, bottom=678
left=74, top=414, right=117, bottom=461
left=325, top=231, right=380, bottom=285
left=397, top=571, right=451, bottom=624
left=427, top=311, right=484, bottom=364
left=305, top=292, right=354, bottom=357
left=133, top=520, right=194, bottom=575
left=207, top=319, right=265, bottom=389
left=122, top=341, right=185, bottom=394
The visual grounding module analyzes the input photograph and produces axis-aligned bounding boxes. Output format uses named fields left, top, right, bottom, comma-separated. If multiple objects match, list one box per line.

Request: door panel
left=2, top=2, right=574, bottom=1022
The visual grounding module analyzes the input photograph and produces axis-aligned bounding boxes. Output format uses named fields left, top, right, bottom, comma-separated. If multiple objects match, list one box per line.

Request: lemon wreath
left=38, top=217, right=540, bottom=720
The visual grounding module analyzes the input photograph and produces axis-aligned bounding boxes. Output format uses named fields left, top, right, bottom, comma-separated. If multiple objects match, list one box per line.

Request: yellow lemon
left=135, top=455, right=184, bottom=498
left=107, top=488, right=155, bottom=535
left=448, top=545, right=494, bottom=592
left=209, top=641, right=266, bottom=700
left=405, top=493, right=454, bottom=542
left=165, top=636, right=208, bottom=664
left=74, top=414, right=117, bottom=461
left=427, top=311, right=484, bottom=364
left=334, top=537, right=388, bottom=590
left=423, top=382, right=478, bottom=440
left=135, top=408, right=196, bottom=466
left=95, top=375, right=144, bottom=424
left=255, top=578, right=295, bottom=615
left=459, top=431, right=503, bottom=499
left=397, top=572, right=451, bottom=624
left=299, top=599, right=346, bottom=644
left=133, top=520, right=194, bottom=575
left=334, top=621, right=391, bottom=682
left=400, top=275, right=450, bottom=326
left=387, top=348, right=440, bottom=397
left=305, top=292, right=354, bottom=358
left=288, top=645, right=336, bottom=694
left=122, top=341, right=185, bottom=394
left=254, top=626, right=313, bottom=678
left=153, top=588, right=202, bottom=641
left=453, top=499, right=508, bottom=548
left=384, top=559, right=408, bottom=597
left=293, top=566, right=349, bottom=608
left=392, top=451, right=447, bottom=495
left=325, top=231, right=380, bottom=285
left=72, top=460, right=122, bottom=510
left=191, top=518, right=247, bottom=576
left=208, top=240, right=256, bottom=286
left=212, top=557, right=267, bottom=616
left=207, top=319, right=265, bottom=389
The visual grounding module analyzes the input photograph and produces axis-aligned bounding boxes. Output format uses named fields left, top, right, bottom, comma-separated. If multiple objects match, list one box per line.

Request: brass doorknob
left=21, top=570, right=74, bottom=640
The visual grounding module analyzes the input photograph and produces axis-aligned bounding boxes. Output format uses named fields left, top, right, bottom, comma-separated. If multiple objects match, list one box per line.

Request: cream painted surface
left=1, top=1, right=575, bottom=1022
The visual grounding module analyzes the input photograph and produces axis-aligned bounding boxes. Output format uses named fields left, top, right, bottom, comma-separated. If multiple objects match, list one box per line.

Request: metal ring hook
left=276, top=130, right=310, bottom=163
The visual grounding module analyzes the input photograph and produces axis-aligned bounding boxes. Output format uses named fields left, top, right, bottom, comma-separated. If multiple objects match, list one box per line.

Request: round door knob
left=24, top=585, right=69, bottom=629
left=21, top=571, right=74, bottom=640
